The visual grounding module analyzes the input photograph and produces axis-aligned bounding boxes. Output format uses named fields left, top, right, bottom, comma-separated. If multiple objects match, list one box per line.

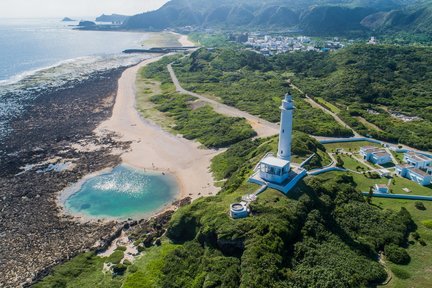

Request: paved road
left=167, top=63, right=279, bottom=138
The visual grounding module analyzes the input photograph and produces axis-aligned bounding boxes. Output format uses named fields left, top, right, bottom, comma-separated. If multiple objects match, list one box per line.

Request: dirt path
left=167, top=64, right=279, bottom=138
left=290, top=84, right=361, bottom=137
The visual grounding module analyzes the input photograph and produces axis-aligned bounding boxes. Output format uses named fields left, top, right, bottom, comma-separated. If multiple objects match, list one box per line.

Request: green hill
left=122, top=0, right=426, bottom=35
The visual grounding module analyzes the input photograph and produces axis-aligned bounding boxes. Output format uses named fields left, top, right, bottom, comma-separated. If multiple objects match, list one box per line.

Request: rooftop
left=397, top=164, right=413, bottom=168
left=361, top=146, right=378, bottom=151
left=260, top=156, right=290, bottom=167
left=406, top=152, right=431, bottom=162
left=409, top=167, right=430, bottom=177
left=373, top=152, right=390, bottom=157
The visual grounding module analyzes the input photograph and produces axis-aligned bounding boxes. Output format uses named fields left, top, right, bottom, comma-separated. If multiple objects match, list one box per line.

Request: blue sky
left=0, top=0, right=169, bottom=18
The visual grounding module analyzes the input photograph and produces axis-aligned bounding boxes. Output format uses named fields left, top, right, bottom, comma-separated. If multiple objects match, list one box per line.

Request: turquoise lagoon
left=64, top=165, right=178, bottom=219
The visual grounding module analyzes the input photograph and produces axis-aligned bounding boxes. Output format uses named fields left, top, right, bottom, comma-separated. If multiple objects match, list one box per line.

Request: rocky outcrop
left=0, top=68, right=131, bottom=287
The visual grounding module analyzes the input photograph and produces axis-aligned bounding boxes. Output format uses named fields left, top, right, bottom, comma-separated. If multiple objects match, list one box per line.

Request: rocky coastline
left=0, top=68, right=131, bottom=287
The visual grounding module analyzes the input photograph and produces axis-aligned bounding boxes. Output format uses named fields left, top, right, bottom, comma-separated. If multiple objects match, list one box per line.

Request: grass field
left=316, top=97, right=341, bottom=113
left=339, top=154, right=369, bottom=171
left=324, top=141, right=381, bottom=152
left=135, top=71, right=176, bottom=131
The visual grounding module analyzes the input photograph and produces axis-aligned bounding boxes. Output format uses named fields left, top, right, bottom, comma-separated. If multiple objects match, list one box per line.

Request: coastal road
left=167, top=63, right=279, bottom=138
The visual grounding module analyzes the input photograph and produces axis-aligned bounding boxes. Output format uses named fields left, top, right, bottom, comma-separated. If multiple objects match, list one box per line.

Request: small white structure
left=404, top=152, right=432, bottom=169
left=378, top=169, right=391, bottom=177
left=374, top=184, right=389, bottom=194
left=396, top=164, right=432, bottom=186
left=230, top=202, right=249, bottom=219
left=360, top=146, right=392, bottom=165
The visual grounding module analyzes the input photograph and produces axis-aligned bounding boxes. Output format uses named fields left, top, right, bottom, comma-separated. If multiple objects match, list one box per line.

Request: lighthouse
left=254, top=92, right=294, bottom=185
left=277, top=92, right=294, bottom=161
left=277, top=93, right=294, bottom=161
left=248, top=91, right=308, bottom=193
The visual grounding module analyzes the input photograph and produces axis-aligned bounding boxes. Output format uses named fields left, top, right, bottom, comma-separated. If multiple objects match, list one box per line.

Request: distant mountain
left=122, top=0, right=426, bottom=35
left=62, top=17, right=75, bottom=22
left=96, top=14, right=130, bottom=23
left=361, top=1, right=432, bottom=34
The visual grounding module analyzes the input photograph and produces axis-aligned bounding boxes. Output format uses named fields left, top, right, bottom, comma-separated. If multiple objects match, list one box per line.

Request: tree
left=336, top=156, right=344, bottom=167
left=367, top=186, right=374, bottom=204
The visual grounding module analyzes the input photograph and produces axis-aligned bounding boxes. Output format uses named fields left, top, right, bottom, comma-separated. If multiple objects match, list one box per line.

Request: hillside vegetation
left=35, top=133, right=415, bottom=288
left=275, top=44, right=432, bottom=150
left=172, top=48, right=354, bottom=137
left=121, top=0, right=432, bottom=37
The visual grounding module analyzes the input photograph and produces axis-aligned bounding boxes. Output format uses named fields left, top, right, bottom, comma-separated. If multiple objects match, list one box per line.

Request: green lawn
left=391, top=151, right=405, bottom=164
left=316, top=97, right=341, bottom=113
left=339, top=154, right=369, bottom=171
left=324, top=141, right=381, bottom=153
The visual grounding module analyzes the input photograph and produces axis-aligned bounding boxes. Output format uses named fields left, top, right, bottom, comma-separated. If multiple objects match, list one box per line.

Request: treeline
left=172, top=48, right=353, bottom=137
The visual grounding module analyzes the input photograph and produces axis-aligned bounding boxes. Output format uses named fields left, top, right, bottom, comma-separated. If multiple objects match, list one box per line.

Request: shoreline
left=58, top=33, right=215, bottom=222
left=95, top=52, right=219, bottom=200
left=56, top=164, right=180, bottom=223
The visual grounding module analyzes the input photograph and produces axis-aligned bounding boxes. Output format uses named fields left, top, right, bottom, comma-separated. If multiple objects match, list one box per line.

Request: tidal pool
left=63, top=165, right=178, bottom=220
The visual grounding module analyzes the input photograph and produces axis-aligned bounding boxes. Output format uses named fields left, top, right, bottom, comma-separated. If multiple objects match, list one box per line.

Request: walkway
left=362, top=192, right=432, bottom=201
left=167, top=63, right=279, bottom=138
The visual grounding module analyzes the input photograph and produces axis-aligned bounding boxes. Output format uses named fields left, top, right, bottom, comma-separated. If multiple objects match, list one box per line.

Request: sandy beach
left=95, top=37, right=219, bottom=201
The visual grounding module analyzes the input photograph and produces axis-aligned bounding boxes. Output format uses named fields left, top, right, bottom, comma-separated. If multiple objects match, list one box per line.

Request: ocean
left=0, top=18, right=152, bottom=141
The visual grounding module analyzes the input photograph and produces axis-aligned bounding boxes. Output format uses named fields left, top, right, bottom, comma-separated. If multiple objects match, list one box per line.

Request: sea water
left=64, top=165, right=178, bottom=219
left=0, top=18, right=152, bottom=141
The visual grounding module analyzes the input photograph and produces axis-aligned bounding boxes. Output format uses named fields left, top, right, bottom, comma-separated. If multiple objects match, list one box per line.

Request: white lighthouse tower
left=277, top=92, right=294, bottom=161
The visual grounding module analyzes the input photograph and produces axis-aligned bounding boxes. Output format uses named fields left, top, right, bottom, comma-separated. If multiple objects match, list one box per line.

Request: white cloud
left=0, top=0, right=169, bottom=18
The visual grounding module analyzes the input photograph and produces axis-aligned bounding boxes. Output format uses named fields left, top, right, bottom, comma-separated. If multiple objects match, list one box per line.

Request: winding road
left=167, top=63, right=279, bottom=138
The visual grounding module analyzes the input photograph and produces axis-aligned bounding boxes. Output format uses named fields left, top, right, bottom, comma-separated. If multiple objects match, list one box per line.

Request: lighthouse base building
left=249, top=92, right=307, bottom=194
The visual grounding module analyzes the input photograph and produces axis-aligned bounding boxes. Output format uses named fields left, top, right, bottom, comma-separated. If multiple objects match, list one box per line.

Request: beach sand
left=95, top=36, right=219, bottom=201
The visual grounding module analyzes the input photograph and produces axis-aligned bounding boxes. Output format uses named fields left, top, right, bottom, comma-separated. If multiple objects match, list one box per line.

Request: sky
left=0, top=0, right=170, bottom=18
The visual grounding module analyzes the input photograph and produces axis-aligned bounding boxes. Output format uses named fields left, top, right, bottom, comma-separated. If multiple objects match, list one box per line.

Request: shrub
left=411, top=232, right=420, bottom=241
left=106, top=250, right=124, bottom=265
left=415, top=201, right=426, bottom=210
left=422, top=220, right=432, bottom=229
left=128, top=265, right=138, bottom=273
left=123, top=259, right=132, bottom=266
left=419, top=239, right=427, bottom=246
left=113, top=264, right=127, bottom=275
left=384, top=244, right=410, bottom=265
left=116, top=246, right=127, bottom=251
left=391, top=266, right=411, bottom=279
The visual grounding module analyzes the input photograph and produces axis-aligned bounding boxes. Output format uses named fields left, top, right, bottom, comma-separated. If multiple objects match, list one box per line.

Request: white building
left=230, top=202, right=249, bottom=219
left=359, top=146, right=392, bottom=165
left=403, top=152, right=432, bottom=169
left=396, top=164, right=432, bottom=186
left=374, top=184, right=389, bottom=193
